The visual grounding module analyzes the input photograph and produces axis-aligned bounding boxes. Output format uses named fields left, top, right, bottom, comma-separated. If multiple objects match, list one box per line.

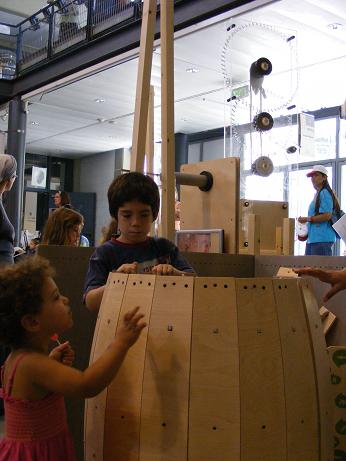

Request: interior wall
left=78, top=150, right=116, bottom=244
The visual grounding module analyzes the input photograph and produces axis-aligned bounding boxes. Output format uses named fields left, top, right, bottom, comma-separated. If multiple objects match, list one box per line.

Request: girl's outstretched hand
left=49, top=341, right=75, bottom=366
left=117, top=306, right=147, bottom=348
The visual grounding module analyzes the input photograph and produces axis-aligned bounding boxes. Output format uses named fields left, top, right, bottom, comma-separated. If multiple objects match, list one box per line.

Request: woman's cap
left=0, top=154, right=17, bottom=182
left=306, top=165, right=328, bottom=177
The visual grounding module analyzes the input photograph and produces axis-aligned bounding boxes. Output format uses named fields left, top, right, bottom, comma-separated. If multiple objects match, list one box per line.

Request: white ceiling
left=0, top=0, right=345, bottom=158
left=0, top=0, right=44, bottom=19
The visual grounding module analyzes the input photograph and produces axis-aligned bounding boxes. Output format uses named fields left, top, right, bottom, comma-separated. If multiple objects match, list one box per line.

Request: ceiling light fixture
left=94, top=98, right=105, bottom=103
left=186, top=67, right=199, bottom=74
left=327, top=22, right=343, bottom=30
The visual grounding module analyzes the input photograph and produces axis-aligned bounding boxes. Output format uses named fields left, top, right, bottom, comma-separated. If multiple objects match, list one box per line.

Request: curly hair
left=42, top=207, right=84, bottom=245
left=108, top=172, right=160, bottom=221
left=0, top=257, right=54, bottom=347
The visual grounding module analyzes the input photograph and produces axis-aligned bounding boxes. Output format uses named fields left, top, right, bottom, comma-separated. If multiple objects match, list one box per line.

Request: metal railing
left=0, top=0, right=145, bottom=79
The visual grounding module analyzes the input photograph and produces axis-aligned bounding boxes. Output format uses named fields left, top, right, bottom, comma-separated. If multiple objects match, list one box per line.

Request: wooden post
left=160, top=0, right=175, bottom=241
left=130, top=0, right=157, bottom=172
left=145, top=85, right=155, bottom=175
left=275, top=226, right=282, bottom=255
left=146, top=85, right=156, bottom=236
left=247, top=213, right=260, bottom=255
left=283, top=218, right=295, bottom=255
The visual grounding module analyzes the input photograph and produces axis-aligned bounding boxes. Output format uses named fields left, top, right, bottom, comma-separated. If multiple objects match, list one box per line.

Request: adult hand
left=297, top=216, right=308, bottom=224
left=295, top=267, right=346, bottom=302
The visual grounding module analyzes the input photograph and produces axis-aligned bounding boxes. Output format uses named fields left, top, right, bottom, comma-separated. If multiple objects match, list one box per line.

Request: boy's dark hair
left=108, top=172, right=160, bottom=221
left=0, top=257, right=54, bottom=348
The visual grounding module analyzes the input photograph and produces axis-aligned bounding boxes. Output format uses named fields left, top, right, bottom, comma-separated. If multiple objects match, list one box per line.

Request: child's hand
left=49, top=341, right=75, bottom=367
left=152, top=263, right=177, bottom=275
left=117, top=306, right=146, bottom=348
left=115, top=262, right=138, bottom=274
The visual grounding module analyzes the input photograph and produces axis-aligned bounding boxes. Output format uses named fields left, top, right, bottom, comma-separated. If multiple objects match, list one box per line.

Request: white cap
left=306, top=165, right=328, bottom=177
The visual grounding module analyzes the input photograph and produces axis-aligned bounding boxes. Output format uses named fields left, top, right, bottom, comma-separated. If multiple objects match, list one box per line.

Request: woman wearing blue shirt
left=298, top=165, right=340, bottom=256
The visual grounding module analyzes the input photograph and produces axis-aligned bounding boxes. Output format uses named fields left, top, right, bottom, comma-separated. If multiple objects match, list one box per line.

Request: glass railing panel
left=92, top=0, right=140, bottom=35
left=18, top=15, right=50, bottom=72
left=51, top=0, right=88, bottom=55
left=0, top=32, right=17, bottom=79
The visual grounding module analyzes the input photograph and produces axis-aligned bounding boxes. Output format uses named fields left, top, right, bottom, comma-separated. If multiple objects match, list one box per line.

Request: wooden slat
left=283, top=218, right=295, bottom=255
left=247, top=213, right=260, bottom=255
left=130, top=0, right=157, bottom=172
left=188, top=277, right=240, bottom=461
left=84, top=273, right=128, bottom=461
left=273, top=279, right=319, bottom=460
left=104, top=274, right=155, bottom=461
left=299, top=280, right=334, bottom=461
left=139, top=275, right=194, bottom=460
left=236, top=278, right=286, bottom=460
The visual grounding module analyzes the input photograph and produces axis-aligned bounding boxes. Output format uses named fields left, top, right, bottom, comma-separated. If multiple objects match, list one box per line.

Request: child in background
left=42, top=207, right=84, bottom=246
left=84, top=172, right=195, bottom=312
left=0, top=257, right=146, bottom=461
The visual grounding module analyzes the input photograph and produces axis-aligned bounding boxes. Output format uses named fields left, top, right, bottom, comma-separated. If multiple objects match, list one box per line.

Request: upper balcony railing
left=0, top=0, right=147, bottom=80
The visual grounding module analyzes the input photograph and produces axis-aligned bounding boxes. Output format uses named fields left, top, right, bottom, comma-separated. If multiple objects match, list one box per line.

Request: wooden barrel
left=85, top=274, right=333, bottom=461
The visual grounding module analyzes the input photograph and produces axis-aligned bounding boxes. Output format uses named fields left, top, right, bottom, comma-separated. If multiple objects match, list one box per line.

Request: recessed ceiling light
left=31, top=121, right=39, bottom=126
left=327, top=22, right=343, bottom=30
left=94, top=98, right=105, bottom=103
left=186, top=67, right=199, bottom=73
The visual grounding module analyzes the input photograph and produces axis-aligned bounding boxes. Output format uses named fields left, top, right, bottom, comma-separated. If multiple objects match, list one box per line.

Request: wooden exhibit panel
left=103, top=274, right=156, bottom=461
left=273, top=279, right=319, bottom=460
left=38, top=245, right=96, bottom=461
left=180, top=157, right=240, bottom=254
left=239, top=200, right=288, bottom=254
left=84, top=273, right=128, bottom=461
left=236, top=278, right=286, bottom=460
left=299, top=280, right=334, bottom=461
left=188, top=277, right=240, bottom=461
left=139, top=276, right=194, bottom=461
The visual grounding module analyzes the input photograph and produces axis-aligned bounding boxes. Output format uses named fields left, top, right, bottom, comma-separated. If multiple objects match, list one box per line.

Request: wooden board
left=299, top=279, right=334, bottom=461
left=103, top=274, right=155, bottom=461
left=180, top=157, right=240, bottom=254
left=139, top=276, right=194, bottom=460
left=239, top=200, right=288, bottom=253
left=273, top=279, right=319, bottom=460
left=236, top=278, right=286, bottom=460
left=188, top=277, right=240, bottom=461
left=84, top=273, right=128, bottom=461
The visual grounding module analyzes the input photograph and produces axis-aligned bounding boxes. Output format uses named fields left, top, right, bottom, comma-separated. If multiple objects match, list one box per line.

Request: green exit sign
left=232, top=85, right=249, bottom=99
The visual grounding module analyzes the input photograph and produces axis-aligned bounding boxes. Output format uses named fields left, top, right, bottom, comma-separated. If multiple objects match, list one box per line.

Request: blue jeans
left=305, top=242, right=333, bottom=256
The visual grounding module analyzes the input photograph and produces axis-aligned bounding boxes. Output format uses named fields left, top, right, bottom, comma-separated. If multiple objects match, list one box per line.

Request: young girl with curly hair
left=0, top=257, right=146, bottom=461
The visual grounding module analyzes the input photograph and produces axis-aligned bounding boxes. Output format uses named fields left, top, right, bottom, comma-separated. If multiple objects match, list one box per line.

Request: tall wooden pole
left=130, top=0, right=157, bottom=172
left=160, top=0, right=175, bottom=241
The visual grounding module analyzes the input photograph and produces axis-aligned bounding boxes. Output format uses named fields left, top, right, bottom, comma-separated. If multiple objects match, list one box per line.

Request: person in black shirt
left=0, top=154, right=17, bottom=266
